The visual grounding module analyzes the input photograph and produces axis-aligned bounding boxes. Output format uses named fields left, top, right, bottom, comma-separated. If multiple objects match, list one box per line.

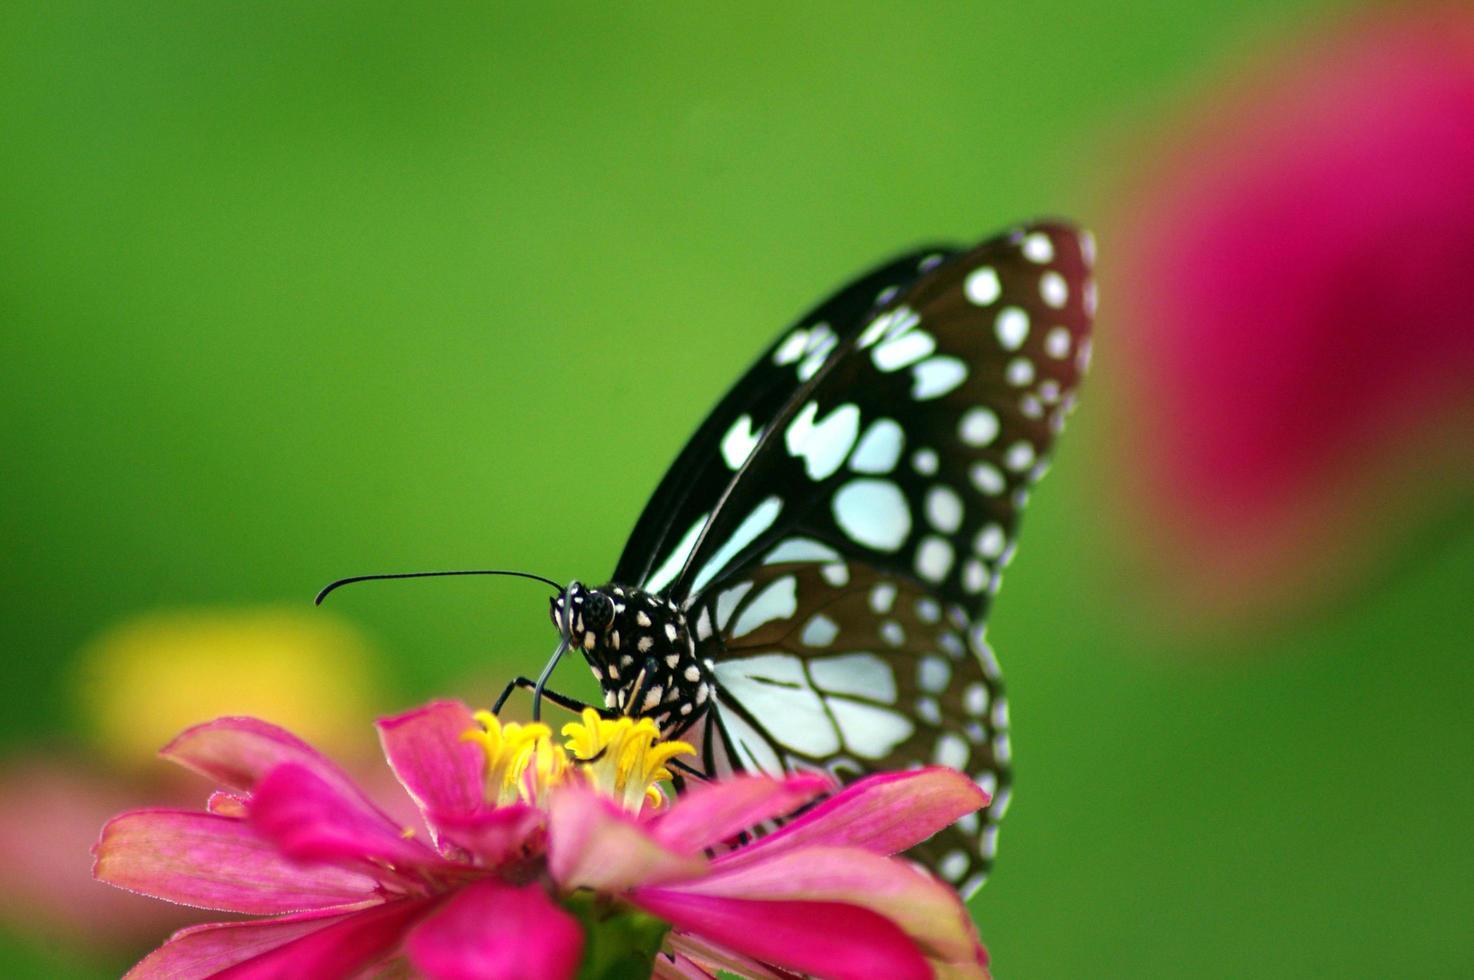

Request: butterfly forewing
left=614, top=246, right=959, bottom=592
left=667, top=222, right=1094, bottom=619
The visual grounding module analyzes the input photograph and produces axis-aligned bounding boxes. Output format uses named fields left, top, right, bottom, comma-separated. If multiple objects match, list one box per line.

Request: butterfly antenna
left=531, top=587, right=576, bottom=722
left=314, top=569, right=562, bottom=605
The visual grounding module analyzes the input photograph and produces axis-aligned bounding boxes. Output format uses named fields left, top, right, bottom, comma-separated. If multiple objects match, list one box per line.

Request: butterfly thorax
left=550, top=582, right=714, bottom=737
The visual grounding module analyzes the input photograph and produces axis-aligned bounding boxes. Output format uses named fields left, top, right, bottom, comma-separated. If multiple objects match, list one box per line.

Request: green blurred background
left=3, top=2, right=1472, bottom=977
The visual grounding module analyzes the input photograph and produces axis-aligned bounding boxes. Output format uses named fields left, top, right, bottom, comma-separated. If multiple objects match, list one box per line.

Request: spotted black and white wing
left=659, top=222, right=1094, bottom=618
left=685, top=560, right=1011, bottom=897
left=613, top=246, right=959, bottom=591
left=624, top=221, right=1095, bottom=894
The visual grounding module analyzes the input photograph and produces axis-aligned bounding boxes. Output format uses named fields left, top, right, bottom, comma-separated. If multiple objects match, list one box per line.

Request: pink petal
left=648, top=773, right=831, bottom=854
left=405, top=879, right=582, bottom=980
left=427, top=804, right=543, bottom=868
left=651, top=952, right=718, bottom=979
left=665, top=845, right=984, bottom=972
left=547, top=786, right=706, bottom=892
left=126, top=907, right=360, bottom=978
left=633, top=891, right=929, bottom=980
left=720, top=768, right=987, bottom=866
left=665, top=931, right=795, bottom=980
left=161, top=716, right=362, bottom=799
left=376, top=700, right=488, bottom=848
left=94, top=809, right=381, bottom=914
left=208, top=898, right=436, bottom=979
left=250, top=763, right=446, bottom=871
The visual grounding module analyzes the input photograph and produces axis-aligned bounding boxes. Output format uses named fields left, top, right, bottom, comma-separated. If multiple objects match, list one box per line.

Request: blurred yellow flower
left=73, top=608, right=381, bottom=768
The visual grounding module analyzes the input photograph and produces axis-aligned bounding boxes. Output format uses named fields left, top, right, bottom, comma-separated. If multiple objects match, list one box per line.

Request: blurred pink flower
left=0, top=607, right=392, bottom=953
left=1114, top=6, right=1474, bottom=616
left=94, top=702, right=990, bottom=979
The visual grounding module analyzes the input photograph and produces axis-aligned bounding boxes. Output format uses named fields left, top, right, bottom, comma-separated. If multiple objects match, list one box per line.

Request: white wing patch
left=690, top=497, right=783, bottom=593
left=764, top=537, right=841, bottom=564
left=827, top=698, right=915, bottom=759
left=872, top=326, right=936, bottom=372
left=714, top=649, right=910, bottom=762
left=808, top=652, right=896, bottom=701
left=910, top=356, right=967, bottom=400
left=644, top=513, right=709, bottom=593
left=833, top=478, right=911, bottom=551
left=720, top=414, right=761, bottom=470
left=848, top=417, right=905, bottom=474
left=713, top=653, right=839, bottom=756
left=717, top=703, right=785, bottom=776
left=785, top=401, right=860, bottom=481
left=730, top=575, right=798, bottom=637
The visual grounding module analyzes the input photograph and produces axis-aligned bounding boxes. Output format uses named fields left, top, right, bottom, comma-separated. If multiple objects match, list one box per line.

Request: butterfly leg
left=623, top=656, right=662, bottom=718
left=490, top=676, right=598, bottom=718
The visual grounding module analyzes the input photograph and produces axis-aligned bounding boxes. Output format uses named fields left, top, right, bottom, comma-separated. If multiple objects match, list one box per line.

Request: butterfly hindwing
left=686, top=560, right=1009, bottom=894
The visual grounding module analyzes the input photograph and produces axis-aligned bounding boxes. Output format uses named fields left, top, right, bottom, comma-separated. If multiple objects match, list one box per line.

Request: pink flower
left=1113, top=7, right=1474, bottom=616
left=94, top=701, right=990, bottom=979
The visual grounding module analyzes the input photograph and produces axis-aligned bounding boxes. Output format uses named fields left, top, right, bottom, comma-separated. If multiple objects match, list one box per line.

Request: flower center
left=464, top=708, right=693, bottom=813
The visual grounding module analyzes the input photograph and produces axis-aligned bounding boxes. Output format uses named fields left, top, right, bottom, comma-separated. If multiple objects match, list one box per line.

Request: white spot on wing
left=786, top=401, right=861, bottom=481
left=939, top=850, right=969, bottom=882
left=801, top=614, right=839, bottom=647
left=911, top=357, right=967, bottom=400
left=873, top=328, right=936, bottom=372
left=965, top=267, right=1001, bottom=306
left=1040, top=270, right=1068, bottom=308
left=720, top=414, right=761, bottom=470
left=773, top=328, right=808, bottom=365
left=918, top=656, right=950, bottom=692
left=1006, top=357, right=1035, bottom=387
left=1023, top=232, right=1054, bottom=263
left=994, top=307, right=1029, bottom=350
left=916, top=535, right=954, bottom=583
left=976, top=524, right=1006, bottom=559
left=959, top=408, right=999, bottom=447
left=1004, top=441, right=1036, bottom=472
left=833, top=479, right=911, bottom=552
left=935, top=733, right=970, bottom=770
left=964, top=683, right=990, bottom=716
left=869, top=582, right=897, bottom=614
left=969, top=462, right=1005, bottom=496
left=925, top=485, right=963, bottom=533
left=849, top=418, right=905, bottom=474
left=1044, top=326, right=1072, bottom=359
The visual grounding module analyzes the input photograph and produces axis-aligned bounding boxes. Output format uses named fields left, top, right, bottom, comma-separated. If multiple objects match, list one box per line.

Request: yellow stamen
left=464, top=709, right=694, bottom=814
left=462, top=711, right=568, bottom=806
left=561, top=709, right=694, bottom=813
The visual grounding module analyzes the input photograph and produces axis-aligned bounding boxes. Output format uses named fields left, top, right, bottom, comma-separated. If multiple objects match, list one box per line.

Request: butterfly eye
left=584, top=591, right=615, bottom=631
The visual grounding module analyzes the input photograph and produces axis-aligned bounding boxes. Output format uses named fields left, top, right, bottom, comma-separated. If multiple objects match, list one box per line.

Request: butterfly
left=512, top=220, right=1099, bottom=897
left=323, top=221, right=1095, bottom=897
